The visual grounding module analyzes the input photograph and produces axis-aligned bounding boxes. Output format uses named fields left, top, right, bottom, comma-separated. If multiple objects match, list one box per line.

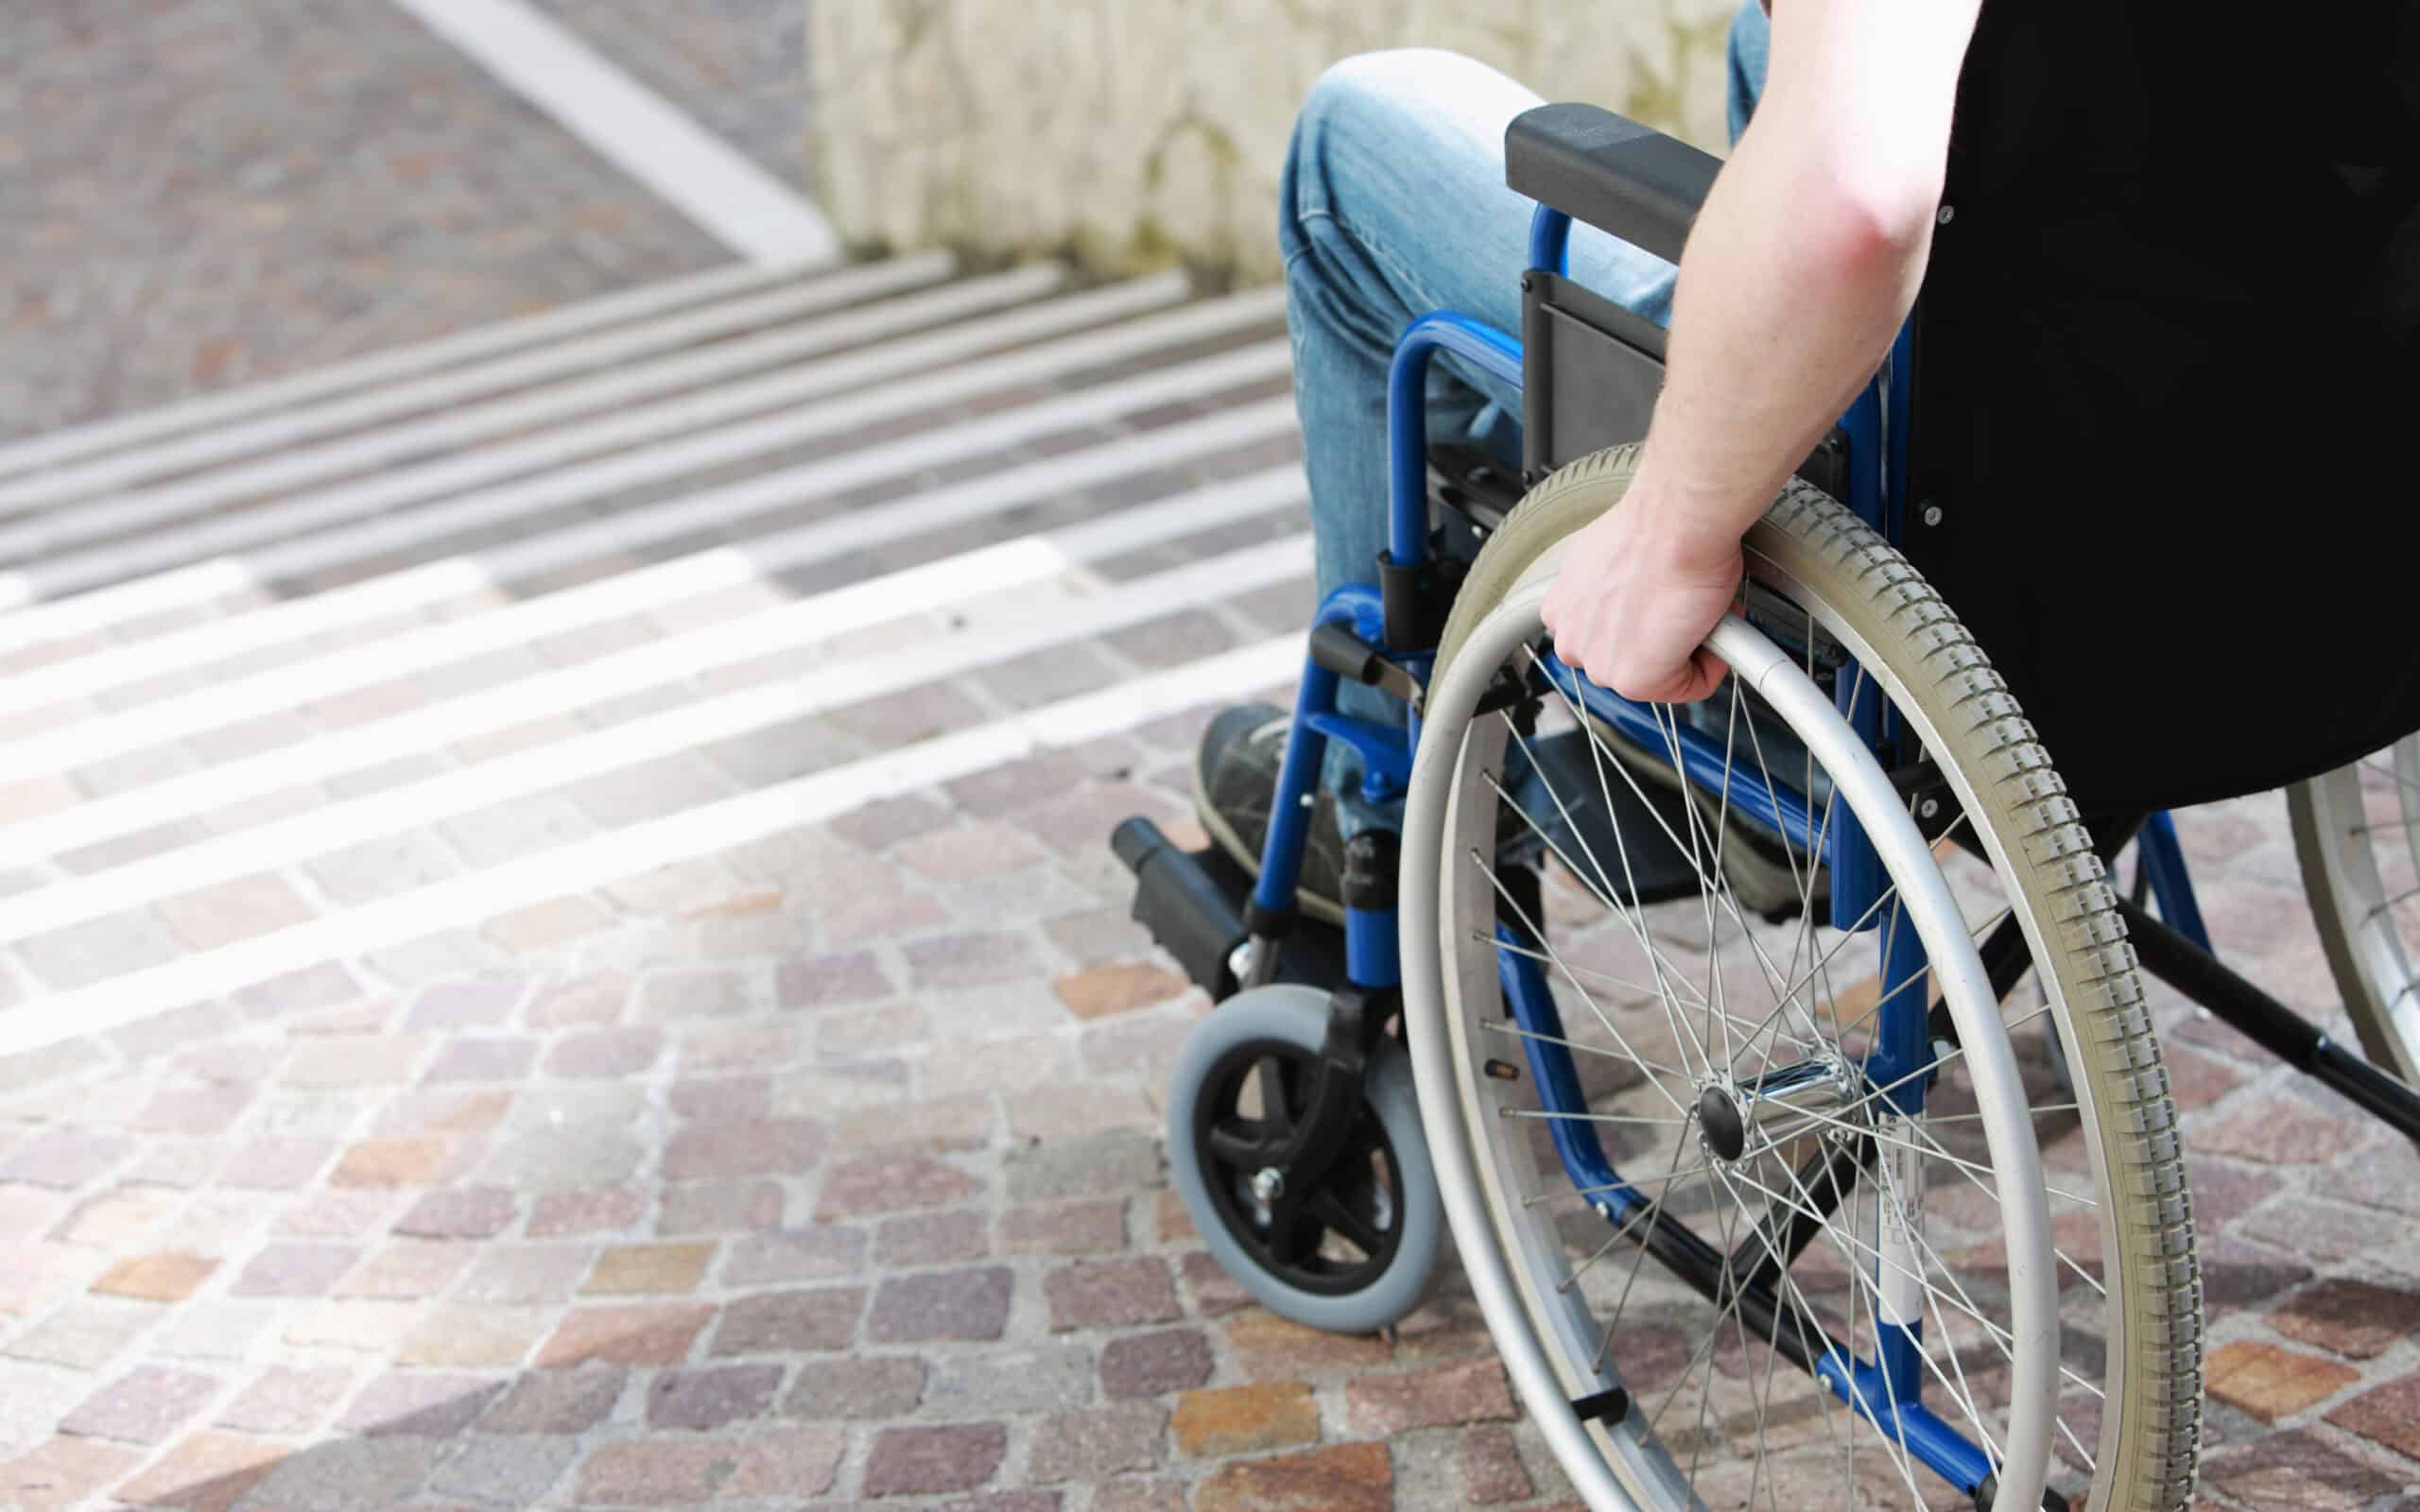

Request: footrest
left=1112, top=817, right=1348, bottom=997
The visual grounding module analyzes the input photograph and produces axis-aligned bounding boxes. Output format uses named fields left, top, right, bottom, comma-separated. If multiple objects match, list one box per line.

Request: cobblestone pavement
left=0, top=250, right=2414, bottom=1512
left=1, top=0, right=804, bottom=441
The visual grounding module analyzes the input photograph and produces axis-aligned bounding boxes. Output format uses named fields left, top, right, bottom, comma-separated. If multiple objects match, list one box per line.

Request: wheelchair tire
left=1166, top=985, right=1442, bottom=1333
left=1405, top=446, right=2201, bottom=1512
left=2290, top=739, right=2420, bottom=1086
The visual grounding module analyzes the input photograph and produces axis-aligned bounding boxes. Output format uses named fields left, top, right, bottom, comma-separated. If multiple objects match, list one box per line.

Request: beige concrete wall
left=804, top=0, right=1738, bottom=281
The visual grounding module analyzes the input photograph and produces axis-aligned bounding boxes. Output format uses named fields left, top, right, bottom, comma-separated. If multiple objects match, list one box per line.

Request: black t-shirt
left=1903, top=0, right=2420, bottom=816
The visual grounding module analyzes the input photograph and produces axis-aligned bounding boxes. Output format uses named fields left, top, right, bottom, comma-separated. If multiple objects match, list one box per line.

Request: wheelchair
left=1111, top=102, right=2420, bottom=1512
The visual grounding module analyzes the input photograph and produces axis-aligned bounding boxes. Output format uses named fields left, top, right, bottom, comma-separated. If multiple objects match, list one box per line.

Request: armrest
left=1505, top=103, right=1721, bottom=265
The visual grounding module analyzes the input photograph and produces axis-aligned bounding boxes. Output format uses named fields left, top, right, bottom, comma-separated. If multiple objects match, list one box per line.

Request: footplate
left=1112, top=818, right=1347, bottom=999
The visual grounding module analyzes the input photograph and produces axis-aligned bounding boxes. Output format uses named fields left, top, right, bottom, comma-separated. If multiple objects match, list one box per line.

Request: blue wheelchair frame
left=1243, top=203, right=2217, bottom=1497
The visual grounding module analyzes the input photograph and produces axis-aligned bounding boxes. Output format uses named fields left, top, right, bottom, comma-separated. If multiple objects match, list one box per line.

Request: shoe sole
left=1189, top=721, right=1349, bottom=928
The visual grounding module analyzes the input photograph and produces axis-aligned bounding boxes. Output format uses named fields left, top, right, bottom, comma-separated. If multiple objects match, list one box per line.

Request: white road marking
left=0, top=257, right=827, bottom=482
left=0, top=533, right=1306, bottom=941
left=0, top=281, right=1283, bottom=637
left=0, top=264, right=1070, bottom=565
left=0, top=389, right=1295, bottom=727
left=2, top=455, right=1303, bottom=864
left=0, top=635, right=1302, bottom=1056
left=0, top=254, right=956, bottom=513
left=386, top=0, right=840, bottom=266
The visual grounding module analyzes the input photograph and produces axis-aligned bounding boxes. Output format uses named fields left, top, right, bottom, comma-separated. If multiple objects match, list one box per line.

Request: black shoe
left=1192, top=704, right=1352, bottom=925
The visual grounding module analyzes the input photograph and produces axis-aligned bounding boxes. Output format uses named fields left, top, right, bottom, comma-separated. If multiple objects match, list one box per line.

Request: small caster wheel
left=1167, top=984, right=1441, bottom=1333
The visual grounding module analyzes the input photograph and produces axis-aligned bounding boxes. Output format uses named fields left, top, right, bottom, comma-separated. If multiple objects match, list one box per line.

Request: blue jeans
left=1281, top=9, right=1768, bottom=833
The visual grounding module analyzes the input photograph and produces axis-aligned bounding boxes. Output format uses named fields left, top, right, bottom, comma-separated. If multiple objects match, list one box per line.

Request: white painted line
left=387, top=0, right=838, bottom=266
left=0, top=263, right=1071, bottom=565
left=0, top=257, right=828, bottom=482
left=0, top=253, right=957, bottom=514
left=0, top=533, right=1307, bottom=941
left=3, top=449, right=1304, bottom=862
left=0, top=634, right=1300, bottom=1056
left=0, top=284, right=1286, bottom=651
left=0, top=390, right=1297, bottom=729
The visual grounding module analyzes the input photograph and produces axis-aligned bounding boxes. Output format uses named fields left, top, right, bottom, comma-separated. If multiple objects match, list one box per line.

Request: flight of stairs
left=0, top=253, right=1311, bottom=1055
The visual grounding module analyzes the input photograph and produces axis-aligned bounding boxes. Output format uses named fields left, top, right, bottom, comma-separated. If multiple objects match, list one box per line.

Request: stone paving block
left=280, top=1299, right=422, bottom=1355
left=112, top=1430, right=287, bottom=1512
left=875, top=1209, right=991, bottom=1267
left=528, top=973, right=634, bottom=1028
left=231, top=1242, right=359, bottom=1298
left=425, top=1433, right=581, bottom=1506
left=220, top=1136, right=335, bottom=1191
left=303, top=831, right=467, bottom=906
left=15, top=909, right=184, bottom=992
left=1177, top=1250, right=1253, bottom=1319
left=0, top=1129, right=134, bottom=1190
left=340, top=1370, right=505, bottom=1436
left=817, top=1001, right=932, bottom=1059
left=2270, top=1276, right=2420, bottom=1359
left=582, top=1242, right=714, bottom=1296
left=2325, top=1374, right=2420, bottom=1460
left=709, top=1286, right=866, bottom=1355
left=574, top=1426, right=845, bottom=1504
left=1346, top=1358, right=1516, bottom=1435
left=1028, top=1401, right=1168, bottom=1483
left=217, top=1365, right=354, bottom=1435
left=90, top=1251, right=217, bottom=1302
left=1005, top=1129, right=1163, bottom=1203
left=1222, top=1309, right=1390, bottom=1382
left=816, top=1153, right=983, bottom=1222
left=0, top=1435, right=144, bottom=1511
left=1170, top=1383, right=1321, bottom=1458
left=778, top=951, right=892, bottom=1008
left=1191, top=1440, right=1392, bottom=1512
left=154, top=871, right=318, bottom=951
left=1100, top=1329, right=1215, bottom=1400
left=330, top=1139, right=449, bottom=1189
left=544, top=1027, right=665, bottom=1079
left=529, top=1187, right=648, bottom=1238
left=337, top=1240, right=475, bottom=1299
left=2194, top=1094, right=2368, bottom=1164
left=662, top=1117, right=825, bottom=1180
left=59, top=1185, right=184, bottom=1249
left=132, top=1084, right=257, bottom=1137
left=60, top=1363, right=221, bottom=1445
left=1054, top=963, right=1189, bottom=1020
left=2198, top=1426, right=2400, bottom=1510
left=393, top=1186, right=518, bottom=1240
left=538, top=1303, right=715, bottom=1368
left=864, top=1421, right=1011, bottom=1497
left=926, top=1343, right=1096, bottom=1418
left=645, top=1363, right=783, bottom=1430
left=659, top=1181, right=789, bottom=1238
left=423, top=1036, right=539, bottom=1082
left=720, top=1226, right=866, bottom=1284
left=479, top=1368, right=628, bottom=1435
left=247, top=1435, right=450, bottom=1509
left=397, top=1305, right=551, bottom=1367
left=868, top=1265, right=1014, bottom=1344
left=667, top=1074, right=772, bottom=1123
left=2, top=1303, right=154, bottom=1370
left=1046, top=1256, right=1180, bottom=1332
left=1000, top=1199, right=1129, bottom=1257
left=785, top=1355, right=926, bottom=1419
left=1460, top=1423, right=1534, bottom=1504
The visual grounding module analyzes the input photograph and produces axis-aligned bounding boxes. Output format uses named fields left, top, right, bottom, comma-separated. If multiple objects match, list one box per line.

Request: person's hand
left=1538, top=491, right=1744, bottom=704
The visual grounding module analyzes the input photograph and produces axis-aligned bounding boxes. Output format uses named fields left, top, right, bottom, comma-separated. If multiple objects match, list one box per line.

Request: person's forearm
left=1630, top=120, right=1941, bottom=544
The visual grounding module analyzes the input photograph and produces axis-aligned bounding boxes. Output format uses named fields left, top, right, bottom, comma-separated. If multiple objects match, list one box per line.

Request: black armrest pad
left=1505, top=104, right=1721, bottom=265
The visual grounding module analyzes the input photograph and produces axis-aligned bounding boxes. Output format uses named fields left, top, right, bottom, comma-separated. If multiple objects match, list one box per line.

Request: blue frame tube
left=1387, top=314, right=1527, bottom=574
left=1252, top=586, right=1390, bottom=919
left=2136, top=811, right=2213, bottom=954
left=1498, top=936, right=1632, bottom=1211
left=1528, top=205, right=1573, bottom=278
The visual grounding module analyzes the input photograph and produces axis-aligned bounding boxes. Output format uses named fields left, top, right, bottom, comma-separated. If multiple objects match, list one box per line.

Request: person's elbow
left=1797, top=157, right=1942, bottom=276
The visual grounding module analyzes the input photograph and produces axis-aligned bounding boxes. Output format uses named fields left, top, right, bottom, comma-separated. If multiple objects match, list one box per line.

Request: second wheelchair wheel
left=1402, top=448, right=2201, bottom=1512
left=2291, top=739, right=2420, bottom=1087
left=1166, top=985, right=1442, bottom=1333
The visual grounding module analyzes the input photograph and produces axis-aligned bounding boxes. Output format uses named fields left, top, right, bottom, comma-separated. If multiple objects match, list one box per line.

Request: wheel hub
left=1696, top=1053, right=1864, bottom=1165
